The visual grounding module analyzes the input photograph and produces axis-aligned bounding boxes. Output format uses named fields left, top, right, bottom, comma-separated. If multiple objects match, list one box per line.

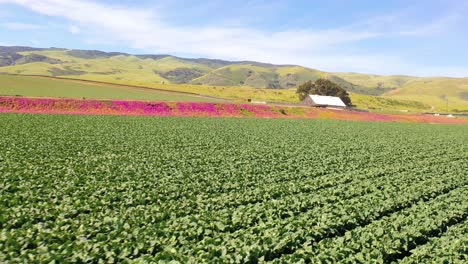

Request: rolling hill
left=333, top=72, right=468, bottom=111
left=0, top=46, right=386, bottom=94
left=1, top=46, right=467, bottom=112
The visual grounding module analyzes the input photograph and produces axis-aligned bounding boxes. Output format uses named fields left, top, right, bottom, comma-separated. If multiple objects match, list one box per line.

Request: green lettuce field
left=0, top=114, right=467, bottom=263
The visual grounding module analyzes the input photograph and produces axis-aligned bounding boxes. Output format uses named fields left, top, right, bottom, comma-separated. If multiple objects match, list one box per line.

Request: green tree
left=296, top=80, right=315, bottom=101
left=297, top=78, right=352, bottom=106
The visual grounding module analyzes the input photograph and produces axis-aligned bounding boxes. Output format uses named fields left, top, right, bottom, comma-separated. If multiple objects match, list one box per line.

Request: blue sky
left=0, top=0, right=467, bottom=77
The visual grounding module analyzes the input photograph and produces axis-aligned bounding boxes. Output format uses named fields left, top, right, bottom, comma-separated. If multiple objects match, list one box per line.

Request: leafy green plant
left=0, top=114, right=466, bottom=263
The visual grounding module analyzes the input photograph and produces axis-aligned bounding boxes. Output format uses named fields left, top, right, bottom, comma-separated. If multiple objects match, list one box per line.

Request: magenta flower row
left=0, top=96, right=465, bottom=124
left=0, top=97, right=286, bottom=118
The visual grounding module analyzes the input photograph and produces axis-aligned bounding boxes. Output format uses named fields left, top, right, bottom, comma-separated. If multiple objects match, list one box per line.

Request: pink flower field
left=0, top=96, right=466, bottom=124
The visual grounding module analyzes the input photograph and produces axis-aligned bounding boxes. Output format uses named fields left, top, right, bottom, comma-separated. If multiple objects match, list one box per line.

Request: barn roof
left=307, top=94, right=346, bottom=107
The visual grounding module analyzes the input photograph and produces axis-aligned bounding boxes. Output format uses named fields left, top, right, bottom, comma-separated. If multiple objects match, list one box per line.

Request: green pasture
left=0, top=75, right=219, bottom=102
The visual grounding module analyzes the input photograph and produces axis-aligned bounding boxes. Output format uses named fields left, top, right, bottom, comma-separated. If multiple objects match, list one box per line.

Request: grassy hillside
left=0, top=75, right=219, bottom=102
left=350, top=93, right=431, bottom=112
left=0, top=74, right=437, bottom=114
left=385, top=78, right=468, bottom=112
left=334, top=72, right=468, bottom=112
left=333, top=72, right=417, bottom=89
left=0, top=48, right=363, bottom=91
left=0, top=46, right=467, bottom=112
left=192, top=64, right=328, bottom=89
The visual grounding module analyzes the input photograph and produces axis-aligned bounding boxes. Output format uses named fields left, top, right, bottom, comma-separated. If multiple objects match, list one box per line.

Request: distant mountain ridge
left=0, top=45, right=467, bottom=111
left=0, top=46, right=392, bottom=95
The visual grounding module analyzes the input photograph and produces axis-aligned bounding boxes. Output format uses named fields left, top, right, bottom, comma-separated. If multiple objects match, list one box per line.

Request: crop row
left=400, top=220, right=467, bottom=263
left=142, top=171, right=467, bottom=262
left=273, top=186, right=468, bottom=263
left=1, top=114, right=467, bottom=263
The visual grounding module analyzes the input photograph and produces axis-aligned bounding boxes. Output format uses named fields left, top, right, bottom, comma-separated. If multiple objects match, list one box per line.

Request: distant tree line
left=296, top=78, right=352, bottom=106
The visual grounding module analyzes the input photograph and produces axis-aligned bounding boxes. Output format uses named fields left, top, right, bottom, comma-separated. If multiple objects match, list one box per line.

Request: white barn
left=302, top=94, right=347, bottom=108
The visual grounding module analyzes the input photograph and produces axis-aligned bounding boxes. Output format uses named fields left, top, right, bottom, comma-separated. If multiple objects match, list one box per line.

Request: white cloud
left=1, top=22, right=42, bottom=30
left=0, top=1, right=378, bottom=56
left=0, top=0, right=467, bottom=77
left=68, top=25, right=80, bottom=34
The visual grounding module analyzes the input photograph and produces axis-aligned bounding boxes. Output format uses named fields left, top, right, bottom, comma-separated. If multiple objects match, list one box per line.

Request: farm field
left=0, top=74, right=438, bottom=113
left=1, top=113, right=467, bottom=263
left=0, top=74, right=299, bottom=103
left=2, top=47, right=468, bottom=112
left=0, top=75, right=219, bottom=102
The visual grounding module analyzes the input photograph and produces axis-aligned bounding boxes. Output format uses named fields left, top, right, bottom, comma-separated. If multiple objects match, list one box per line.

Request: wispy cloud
left=0, top=0, right=467, bottom=76
left=398, top=14, right=461, bottom=37
left=343, top=6, right=463, bottom=38
left=0, top=0, right=381, bottom=57
left=1, top=21, right=42, bottom=30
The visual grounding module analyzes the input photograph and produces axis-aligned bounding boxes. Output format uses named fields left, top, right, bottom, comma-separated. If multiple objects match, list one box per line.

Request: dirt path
left=384, top=88, right=401, bottom=96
